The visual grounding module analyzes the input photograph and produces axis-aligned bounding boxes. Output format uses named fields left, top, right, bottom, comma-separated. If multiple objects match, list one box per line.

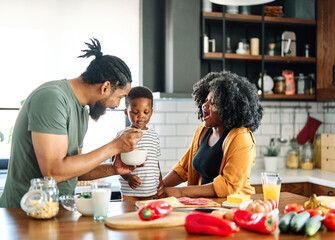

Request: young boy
left=117, top=86, right=162, bottom=201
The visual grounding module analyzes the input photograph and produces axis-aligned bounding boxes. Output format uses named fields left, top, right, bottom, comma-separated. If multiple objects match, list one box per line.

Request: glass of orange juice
left=261, top=172, right=281, bottom=208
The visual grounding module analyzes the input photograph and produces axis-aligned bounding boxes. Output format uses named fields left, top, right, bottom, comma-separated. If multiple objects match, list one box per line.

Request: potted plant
left=263, top=138, right=280, bottom=172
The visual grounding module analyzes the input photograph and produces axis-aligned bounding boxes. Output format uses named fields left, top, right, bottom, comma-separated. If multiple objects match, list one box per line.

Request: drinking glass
left=90, top=182, right=111, bottom=221
left=261, top=172, right=281, bottom=208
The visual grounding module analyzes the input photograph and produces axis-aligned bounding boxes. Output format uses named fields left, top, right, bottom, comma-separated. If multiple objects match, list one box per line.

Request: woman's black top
left=192, top=128, right=229, bottom=185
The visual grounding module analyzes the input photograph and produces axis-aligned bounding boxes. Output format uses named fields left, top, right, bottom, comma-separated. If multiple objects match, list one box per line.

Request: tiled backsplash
left=148, top=98, right=335, bottom=175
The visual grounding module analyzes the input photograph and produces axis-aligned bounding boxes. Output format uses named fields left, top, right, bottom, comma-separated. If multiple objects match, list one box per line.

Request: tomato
left=284, top=203, right=305, bottom=214
left=323, top=213, right=335, bottom=231
left=306, top=209, right=323, bottom=217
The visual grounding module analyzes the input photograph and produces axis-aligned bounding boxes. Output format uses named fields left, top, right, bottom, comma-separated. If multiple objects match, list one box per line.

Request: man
left=0, top=38, right=143, bottom=207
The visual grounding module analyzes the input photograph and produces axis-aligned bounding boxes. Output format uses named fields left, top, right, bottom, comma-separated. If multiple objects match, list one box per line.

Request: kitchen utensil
left=278, top=110, right=287, bottom=143
left=135, top=196, right=221, bottom=209
left=281, top=31, right=296, bottom=56
left=59, top=195, right=76, bottom=211
left=75, top=195, right=93, bottom=216
left=258, top=72, right=274, bottom=93
left=120, top=149, right=147, bottom=165
left=173, top=208, right=221, bottom=213
left=104, top=211, right=188, bottom=229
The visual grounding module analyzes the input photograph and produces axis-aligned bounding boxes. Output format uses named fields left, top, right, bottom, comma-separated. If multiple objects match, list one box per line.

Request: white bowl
left=120, top=149, right=147, bottom=165
left=74, top=195, right=93, bottom=216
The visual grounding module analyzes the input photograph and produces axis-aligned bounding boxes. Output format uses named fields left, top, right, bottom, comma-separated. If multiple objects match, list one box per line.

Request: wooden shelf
left=264, top=16, right=316, bottom=25
left=225, top=53, right=262, bottom=61
left=204, top=53, right=315, bottom=63
left=202, top=11, right=316, bottom=26
left=264, top=55, right=316, bottom=63
left=260, top=94, right=316, bottom=100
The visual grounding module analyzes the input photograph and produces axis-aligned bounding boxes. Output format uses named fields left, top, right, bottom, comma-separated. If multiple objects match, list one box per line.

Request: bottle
left=300, top=142, right=314, bottom=170
left=305, top=43, right=310, bottom=57
left=268, top=43, right=275, bottom=56
left=314, top=133, right=321, bottom=168
left=203, top=34, right=209, bottom=53
left=226, top=37, right=232, bottom=53
left=20, top=177, right=59, bottom=219
left=296, top=73, right=305, bottom=94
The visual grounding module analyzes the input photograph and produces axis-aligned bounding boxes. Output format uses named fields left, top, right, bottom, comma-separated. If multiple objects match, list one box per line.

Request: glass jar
left=300, top=142, right=314, bottom=170
left=20, top=177, right=59, bottom=219
left=274, top=76, right=286, bottom=94
left=314, top=133, right=321, bottom=168
left=286, top=148, right=300, bottom=169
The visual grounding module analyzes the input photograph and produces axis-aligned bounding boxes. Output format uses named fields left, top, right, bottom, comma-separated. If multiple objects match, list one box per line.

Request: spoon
left=278, top=110, right=287, bottom=143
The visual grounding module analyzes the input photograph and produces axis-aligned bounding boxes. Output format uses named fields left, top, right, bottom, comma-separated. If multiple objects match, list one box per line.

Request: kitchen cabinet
left=316, top=0, right=335, bottom=101
left=201, top=1, right=316, bottom=101
left=253, top=182, right=335, bottom=197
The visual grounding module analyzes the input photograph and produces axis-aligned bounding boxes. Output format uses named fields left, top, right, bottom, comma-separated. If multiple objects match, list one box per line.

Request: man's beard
left=89, top=100, right=107, bottom=121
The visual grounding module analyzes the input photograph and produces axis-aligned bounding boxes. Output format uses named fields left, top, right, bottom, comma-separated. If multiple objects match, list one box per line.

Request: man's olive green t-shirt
left=0, top=80, right=88, bottom=207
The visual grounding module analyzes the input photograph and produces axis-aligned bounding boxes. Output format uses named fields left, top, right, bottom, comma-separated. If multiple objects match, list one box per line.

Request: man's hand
left=115, top=128, right=143, bottom=153
left=127, top=175, right=142, bottom=189
left=112, top=154, right=145, bottom=175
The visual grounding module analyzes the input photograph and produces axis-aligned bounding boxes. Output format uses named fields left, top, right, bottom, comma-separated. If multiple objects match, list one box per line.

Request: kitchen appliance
left=281, top=31, right=296, bottom=57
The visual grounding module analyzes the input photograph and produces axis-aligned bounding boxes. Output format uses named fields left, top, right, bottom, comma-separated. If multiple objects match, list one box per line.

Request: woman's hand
left=157, top=187, right=183, bottom=198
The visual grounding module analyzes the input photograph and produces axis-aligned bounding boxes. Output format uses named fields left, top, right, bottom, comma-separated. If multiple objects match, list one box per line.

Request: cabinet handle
left=328, top=191, right=334, bottom=196
left=333, top=65, right=335, bottom=86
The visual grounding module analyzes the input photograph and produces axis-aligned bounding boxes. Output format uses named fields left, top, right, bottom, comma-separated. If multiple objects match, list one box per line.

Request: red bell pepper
left=184, top=211, right=239, bottom=237
left=323, top=212, right=335, bottom=231
left=284, top=203, right=305, bottom=214
left=306, top=209, right=323, bottom=217
left=138, top=200, right=173, bottom=221
left=233, top=209, right=277, bottom=234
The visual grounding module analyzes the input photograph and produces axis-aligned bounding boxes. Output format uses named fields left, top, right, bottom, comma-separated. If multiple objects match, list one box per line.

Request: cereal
left=28, top=200, right=59, bottom=219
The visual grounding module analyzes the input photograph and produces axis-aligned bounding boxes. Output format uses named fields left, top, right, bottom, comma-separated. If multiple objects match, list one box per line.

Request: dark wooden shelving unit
left=201, top=3, right=317, bottom=101
left=204, top=52, right=316, bottom=63
left=260, top=94, right=316, bottom=100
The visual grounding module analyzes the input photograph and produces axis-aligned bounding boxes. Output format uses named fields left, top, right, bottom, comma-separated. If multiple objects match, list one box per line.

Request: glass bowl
left=59, top=195, right=76, bottom=212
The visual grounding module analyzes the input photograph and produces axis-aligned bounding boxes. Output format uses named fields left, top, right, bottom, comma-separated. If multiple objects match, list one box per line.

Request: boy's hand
left=127, top=175, right=142, bottom=189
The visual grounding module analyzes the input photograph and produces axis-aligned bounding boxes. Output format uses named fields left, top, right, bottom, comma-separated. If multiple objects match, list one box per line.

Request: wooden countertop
left=1, top=192, right=335, bottom=239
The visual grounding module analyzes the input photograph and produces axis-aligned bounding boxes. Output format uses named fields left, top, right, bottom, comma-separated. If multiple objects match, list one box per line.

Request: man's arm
left=32, top=128, right=142, bottom=183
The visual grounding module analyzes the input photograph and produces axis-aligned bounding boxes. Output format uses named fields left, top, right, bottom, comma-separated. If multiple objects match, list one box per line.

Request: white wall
left=0, top=0, right=140, bottom=158
left=149, top=99, right=335, bottom=175
left=0, top=0, right=140, bottom=108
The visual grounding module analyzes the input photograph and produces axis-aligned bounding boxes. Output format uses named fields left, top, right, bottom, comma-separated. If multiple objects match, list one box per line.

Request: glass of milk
left=90, top=182, right=112, bottom=221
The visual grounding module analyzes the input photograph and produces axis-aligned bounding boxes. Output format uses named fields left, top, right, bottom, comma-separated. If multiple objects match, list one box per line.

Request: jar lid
left=274, top=76, right=285, bottom=81
left=20, top=189, right=47, bottom=214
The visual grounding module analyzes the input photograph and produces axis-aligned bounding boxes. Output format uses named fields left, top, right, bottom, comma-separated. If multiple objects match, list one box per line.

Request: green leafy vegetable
left=79, top=192, right=92, bottom=199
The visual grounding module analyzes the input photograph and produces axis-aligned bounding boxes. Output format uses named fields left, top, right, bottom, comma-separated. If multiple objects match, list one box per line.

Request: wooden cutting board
left=104, top=211, right=188, bottom=229
left=135, top=197, right=221, bottom=209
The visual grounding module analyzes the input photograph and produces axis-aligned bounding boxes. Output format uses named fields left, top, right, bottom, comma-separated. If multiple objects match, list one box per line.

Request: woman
left=158, top=71, right=263, bottom=198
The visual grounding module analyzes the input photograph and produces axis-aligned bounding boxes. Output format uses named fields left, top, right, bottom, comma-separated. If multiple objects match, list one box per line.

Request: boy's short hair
left=125, top=86, right=153, bottom=108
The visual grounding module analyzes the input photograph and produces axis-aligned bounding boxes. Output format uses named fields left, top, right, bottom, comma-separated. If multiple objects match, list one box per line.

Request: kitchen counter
left=250, top=168, right=335, bottom=188
left=1, top=168, right=335, bottom=198
left=1, top=192, right=334, bottom=239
